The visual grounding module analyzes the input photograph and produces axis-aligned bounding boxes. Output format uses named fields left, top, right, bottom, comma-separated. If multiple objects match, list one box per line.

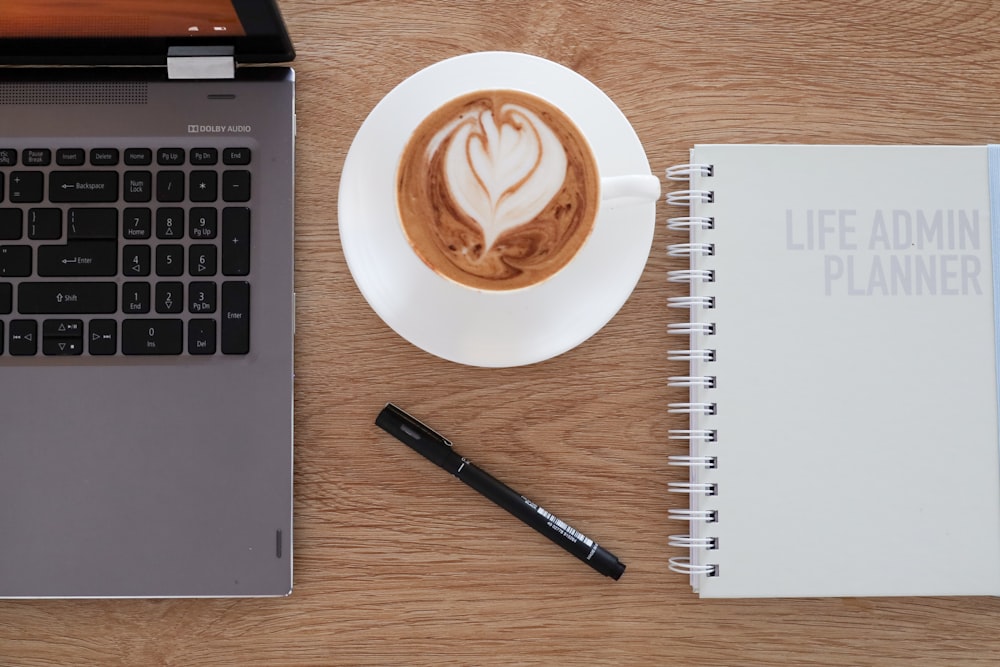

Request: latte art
left=397, top=90, right=600, bottom=291
left=440, top=103, right=567, bottom=249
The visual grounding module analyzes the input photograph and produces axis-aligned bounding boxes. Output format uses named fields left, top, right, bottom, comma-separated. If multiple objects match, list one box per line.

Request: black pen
left=375, top=403, right=626, bottom=580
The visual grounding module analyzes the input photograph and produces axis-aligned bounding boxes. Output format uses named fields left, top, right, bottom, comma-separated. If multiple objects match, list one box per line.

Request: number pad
left=155, top=282, right=183, bottom=314
left=188, top=319, right=216, bottom=355
left=123, top=208, right=152, bottom=239
left=0, top=144, right=256, bottom=358
left=189, top=207, right=217, bottom=239
left=123, top=282, right=150, bottom=314
left=189, top=245, right=217, bottom=277
left=156, top=208, right=184, bottom=239
left=123, top=245, right=151, bottom=276
left=188, top=281, right=217, bottom=314
left=155, top=244, right=184, bottom=276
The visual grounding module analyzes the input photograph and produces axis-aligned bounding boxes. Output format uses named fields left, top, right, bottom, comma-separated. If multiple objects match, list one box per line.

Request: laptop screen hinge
left=167, top=46, right=235, bottom=80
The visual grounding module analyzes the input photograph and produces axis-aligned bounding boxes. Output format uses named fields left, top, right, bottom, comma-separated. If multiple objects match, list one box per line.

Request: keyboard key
left=0, top=246, right=31, bottom=277
left=38, top=241, right=117, bottom=277
left=155, top=244, right=184, bottom=276
left=221, top=281, right=250, bottom=354
left=17, top=282, right=117, bottom=314
left=9, top=172, right=44, bottom=203
left=223, top=147, right=251, bottom=165
left=123, top=208, right=152, bottom=239
left=90, top=148, right=119, bottom=166
left=155, top=282, right=183, bottom=314
left=0, top=143, right=258, bottom=359
left=42, top=319, right=84, bottom=356
left=188, top=319, right=216, bottom=355
left=222, top=170, right=251, bottom=202
left=22, top=149, right=51, bottom=167
left=157, top=148, right=185, bottom=166
left=67, top=208, right=117, bottom=240
left=123, top=245, right=151, bottom=276
left=125, top=148, right=152, bottom=166
left=189, top=171, right=218, bottom=202
left=122, top=282, right=150, bottom=314
left=0, top=208, right=23, bottom=239
left=156, top=208, right=184, bottom=239
left=189, top=244, right=217, bottom=276
left=156, top=171, right=185, bottom=202
left=43, top=337, right=83, bottom=355
left=189, top=208, right=217, bottom=239
left=122, top=319, right=183, bottom=355
left=43, top=319, right=83, bottom=337
left=9, top=320, right=37, bottom=355
left=88, top=319, right=117, bottom=355
left=191, top=148, right=218, bottom=165
left=0, top=282, right=11, bottom=314
left=27, top=208, right=62, bottom=239
left=188, top=281, right=217, bottom=314
left=49, top=171, right=118, bottom=203
left=56, top=148, right=86, bottom=166
left=123, top=171, right=152, bottom=203
left=222, top=207, right=250, bottom=275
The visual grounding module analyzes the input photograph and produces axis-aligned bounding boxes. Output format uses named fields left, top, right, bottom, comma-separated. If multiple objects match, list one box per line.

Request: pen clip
left=381, top=403, right=452, bottom=446
left=376, top=403, right=464, bottom=474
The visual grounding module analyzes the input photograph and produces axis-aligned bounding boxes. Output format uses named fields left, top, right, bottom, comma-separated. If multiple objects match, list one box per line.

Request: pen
left=375, top=403, right=626, bottom=580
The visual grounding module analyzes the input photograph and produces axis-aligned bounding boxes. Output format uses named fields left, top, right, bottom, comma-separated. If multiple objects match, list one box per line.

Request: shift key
left=18, top=282, right=117, bottom=314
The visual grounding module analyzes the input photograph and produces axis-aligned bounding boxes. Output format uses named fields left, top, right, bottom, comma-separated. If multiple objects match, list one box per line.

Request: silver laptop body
left=0, top=1, right=295, bottom=597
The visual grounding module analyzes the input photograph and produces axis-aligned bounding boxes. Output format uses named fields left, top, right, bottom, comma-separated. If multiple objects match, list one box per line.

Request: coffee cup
left=339, top=52, right=659, bottom=367
left=396, top=88, right=660, bottom=291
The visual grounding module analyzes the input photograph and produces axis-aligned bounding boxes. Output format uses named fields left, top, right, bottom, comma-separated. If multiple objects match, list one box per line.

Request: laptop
left=0, top=0, right=296, bottom=597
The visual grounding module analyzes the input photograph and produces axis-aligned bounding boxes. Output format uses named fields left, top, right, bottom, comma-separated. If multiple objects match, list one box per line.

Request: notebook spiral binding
left=665, top=162, right=720, bottom=579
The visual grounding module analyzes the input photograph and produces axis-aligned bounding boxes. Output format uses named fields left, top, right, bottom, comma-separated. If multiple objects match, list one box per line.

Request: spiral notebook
left=666, top=144, right=1000, bottom=598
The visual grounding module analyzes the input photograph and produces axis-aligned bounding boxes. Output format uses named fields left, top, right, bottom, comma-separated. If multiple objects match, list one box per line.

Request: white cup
left=340, top=52, right=659, bottom=367
left=602, top=174, right=662, bottom=203
left=396, top=89, right=661, bottom=292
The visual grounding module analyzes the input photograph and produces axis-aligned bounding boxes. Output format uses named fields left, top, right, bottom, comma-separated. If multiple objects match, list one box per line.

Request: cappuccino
left=397, top=90, right=600, bottom=290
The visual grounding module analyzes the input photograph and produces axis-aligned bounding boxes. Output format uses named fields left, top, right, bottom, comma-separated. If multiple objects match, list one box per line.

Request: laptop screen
left=0, top=0, right=247, bottom=38
left=0, top=0, right=293, bottom=65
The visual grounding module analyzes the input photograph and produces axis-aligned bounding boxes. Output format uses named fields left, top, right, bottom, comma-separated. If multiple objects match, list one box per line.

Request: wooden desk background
left=4, top=1, right=1000, bottom=665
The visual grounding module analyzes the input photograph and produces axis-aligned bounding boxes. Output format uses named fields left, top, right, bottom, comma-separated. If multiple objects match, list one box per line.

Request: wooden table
left=5, top=1, right=1000, bottom=664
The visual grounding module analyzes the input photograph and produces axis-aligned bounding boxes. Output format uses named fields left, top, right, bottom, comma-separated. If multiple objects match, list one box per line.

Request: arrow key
left=43, top=337, right=83, bottom=356
left=43, top=319, right=83, bottom=338
left=88, top=319, right=117, bottom=355
left=9, top=320, right=37, bottom=356
left=42, top=318, right=84, bottom=355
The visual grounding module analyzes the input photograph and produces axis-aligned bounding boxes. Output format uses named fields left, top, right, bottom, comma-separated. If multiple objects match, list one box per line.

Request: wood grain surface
left=5, top=1, right=1000, bottom=665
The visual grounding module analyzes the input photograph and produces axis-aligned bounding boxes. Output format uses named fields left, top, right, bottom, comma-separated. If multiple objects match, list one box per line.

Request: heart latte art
left=397, top=90, right=600, bottom=290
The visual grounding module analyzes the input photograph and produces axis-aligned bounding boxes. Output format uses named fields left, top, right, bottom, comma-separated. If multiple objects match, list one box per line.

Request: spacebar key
left=18, top=282, right=117, bottom=314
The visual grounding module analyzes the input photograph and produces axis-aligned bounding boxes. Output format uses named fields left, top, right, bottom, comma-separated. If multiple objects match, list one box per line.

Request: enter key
left=38, top=241, right=117, bottom=276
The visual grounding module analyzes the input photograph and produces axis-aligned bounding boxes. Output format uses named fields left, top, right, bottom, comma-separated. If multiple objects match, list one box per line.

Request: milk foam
left=431, top=103, right=568, bottom=250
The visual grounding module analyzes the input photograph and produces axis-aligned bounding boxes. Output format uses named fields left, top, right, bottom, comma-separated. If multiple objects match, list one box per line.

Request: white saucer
left=338, top=51, right=656, bottom=367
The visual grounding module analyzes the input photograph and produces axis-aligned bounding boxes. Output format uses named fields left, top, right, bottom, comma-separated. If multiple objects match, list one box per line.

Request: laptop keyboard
left=0, top=145, right=252, bottom=357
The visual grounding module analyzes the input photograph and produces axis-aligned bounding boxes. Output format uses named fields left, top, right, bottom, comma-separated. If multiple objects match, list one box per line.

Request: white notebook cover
left=669, top=145, right=1000, bottom=597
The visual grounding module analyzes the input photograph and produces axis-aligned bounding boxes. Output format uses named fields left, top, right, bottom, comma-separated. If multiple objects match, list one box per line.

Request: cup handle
left=601, top=174, right=661, bottom=203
